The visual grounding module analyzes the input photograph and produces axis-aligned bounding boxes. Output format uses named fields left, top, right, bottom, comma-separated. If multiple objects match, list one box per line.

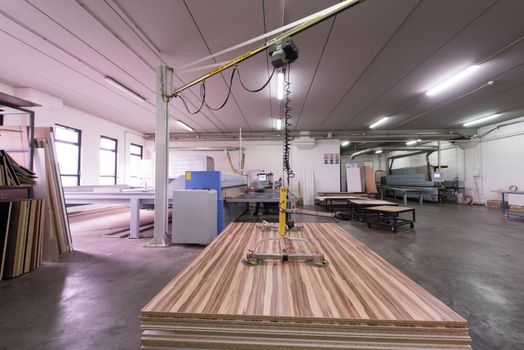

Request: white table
left=64, top=191, right=156, bottom=239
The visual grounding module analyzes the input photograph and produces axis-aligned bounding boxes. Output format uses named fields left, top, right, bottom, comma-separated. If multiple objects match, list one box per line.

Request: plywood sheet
left=143, top=223, right=465, bottom=323
left=141, top=223, right=470, bottom=349
left=364, top=165, right=378, bottom=193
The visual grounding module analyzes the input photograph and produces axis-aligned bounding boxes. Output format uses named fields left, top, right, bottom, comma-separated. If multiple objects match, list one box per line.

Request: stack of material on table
left=485, top=200, right=506, bottom=209
left=0, top=150, right=37, bottom=186
left=141, top=222, right=471, bottom=349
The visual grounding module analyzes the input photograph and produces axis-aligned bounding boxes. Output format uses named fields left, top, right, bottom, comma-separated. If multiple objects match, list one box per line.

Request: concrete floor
left=0, top=202, right=523, bottom=350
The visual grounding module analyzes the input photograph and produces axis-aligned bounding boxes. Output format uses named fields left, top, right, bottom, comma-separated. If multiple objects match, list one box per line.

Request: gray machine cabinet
left=172, top=189, right=217, bottom=245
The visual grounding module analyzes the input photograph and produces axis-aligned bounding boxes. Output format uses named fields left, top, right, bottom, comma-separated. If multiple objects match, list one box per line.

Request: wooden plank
left=0, top=202, right=12, bottom=280
left=350, top=199, right=398, bottom=206
left=2, top=201, right=21, bottom=279
left=366, top=205, right=414, bottom=213
left=364, top=165, right=378, bottom=193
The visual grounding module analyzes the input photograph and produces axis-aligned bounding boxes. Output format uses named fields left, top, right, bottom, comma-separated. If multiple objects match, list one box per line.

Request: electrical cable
left=174, top=65, right=275, bottom=113
left=202, top=67, right=236, bottom=110
left=282, top=63, right=294, bottom=184
left=175, top=83, right=206, bottom=114
left=237, top=66, right=276, bottom=92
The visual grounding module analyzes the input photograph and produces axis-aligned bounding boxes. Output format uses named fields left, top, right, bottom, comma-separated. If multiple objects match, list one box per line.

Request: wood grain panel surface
left=142, top=223, right=465, bottom=325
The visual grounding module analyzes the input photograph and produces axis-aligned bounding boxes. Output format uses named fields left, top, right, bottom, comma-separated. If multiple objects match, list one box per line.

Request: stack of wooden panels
left=0, top=199, right=45, bottom=280
left=141, top=223, right=471, bottom=350
left=0, top=150, right=37, bottom=186
left=36, top=134, right=72, bottom=258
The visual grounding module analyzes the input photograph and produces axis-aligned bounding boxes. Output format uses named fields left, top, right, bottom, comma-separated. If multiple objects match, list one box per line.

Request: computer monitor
left=258, top=174, right=267, bottom=182
left=432, top=172, right=443, bottom=182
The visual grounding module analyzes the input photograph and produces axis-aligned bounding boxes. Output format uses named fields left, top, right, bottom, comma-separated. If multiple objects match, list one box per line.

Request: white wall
left=163, top=139, right=282, bottom=176
left=290, top=139, right=341, bottom=196
left=472, top=117, right=524, bottom=202
left=0, top=85, right=145, bottom=185
left=148, top=138, right=341, bottom=197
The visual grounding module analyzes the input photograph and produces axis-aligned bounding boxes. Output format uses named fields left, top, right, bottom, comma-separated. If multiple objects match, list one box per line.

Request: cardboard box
left=485, top=200, right=508, bottom=209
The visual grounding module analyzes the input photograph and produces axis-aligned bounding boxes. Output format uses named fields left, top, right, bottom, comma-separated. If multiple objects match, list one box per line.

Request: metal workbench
left=365, top=205, right=415, bottom=233
left=500, top=191, right=524, bottom=219
left=378, top=185, right=443, bottom=205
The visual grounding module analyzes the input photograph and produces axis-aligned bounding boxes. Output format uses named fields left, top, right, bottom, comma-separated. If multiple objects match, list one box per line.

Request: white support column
left=146, top=66, right=172, bottom=247
left=129, top=197, right=140, bottom=239
left=437, top=141, right=441, bottom=173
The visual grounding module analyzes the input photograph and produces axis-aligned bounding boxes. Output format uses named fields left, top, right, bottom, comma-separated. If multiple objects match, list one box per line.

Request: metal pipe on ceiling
left=384, top=149, right=436, bottom=177
left=168, top=147, right=240, bottom=151
left=348, top=146, right=437, bottom=160
left=477, top=117, right=524, bottom=138
left=147, top=130, right=469, bottom=142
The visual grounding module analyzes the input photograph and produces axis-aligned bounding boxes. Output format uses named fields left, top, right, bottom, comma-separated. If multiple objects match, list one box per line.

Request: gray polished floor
left=0, top=202, right=522, bottom=350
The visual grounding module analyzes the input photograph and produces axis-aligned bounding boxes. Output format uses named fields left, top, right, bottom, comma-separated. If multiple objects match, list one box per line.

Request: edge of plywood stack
left=140, top=223, right=471, bottom=350
left=34, top=127, right=73, bottom=260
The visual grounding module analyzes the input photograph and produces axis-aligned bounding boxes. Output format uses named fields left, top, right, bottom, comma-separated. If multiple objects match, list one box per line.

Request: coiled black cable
left=175, top=66, right=276, bottom=113
left=282, top=64, right=294, bottom=184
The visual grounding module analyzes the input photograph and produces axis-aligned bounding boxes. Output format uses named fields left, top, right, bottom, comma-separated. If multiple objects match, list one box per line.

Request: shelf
left=0, top=185, right=33, bottom=189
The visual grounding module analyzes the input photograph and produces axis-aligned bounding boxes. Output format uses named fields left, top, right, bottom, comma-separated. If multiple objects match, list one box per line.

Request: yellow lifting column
left=278, top=187, right=288, bottom=237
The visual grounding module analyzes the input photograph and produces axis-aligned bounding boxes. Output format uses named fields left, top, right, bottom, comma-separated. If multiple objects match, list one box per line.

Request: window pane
left=55, top=126, right=79, bottom=143
left=61, top=175, right=78, bottom=186
left=99, top=149, right=116, bottom=176
left=55, top=142, right=79, bottom=174
left=130, top=144, right=142, bottom=156
left=100, top=137, right=117, bottom=150
left=99, top=176, right=115, bottom=185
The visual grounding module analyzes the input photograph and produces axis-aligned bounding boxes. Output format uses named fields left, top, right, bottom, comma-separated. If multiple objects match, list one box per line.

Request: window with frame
left=99, top=136, right=118, bottom=185
left=54, top=124, right=81, bottom=186
left=129, top=143, right=143, bottom=184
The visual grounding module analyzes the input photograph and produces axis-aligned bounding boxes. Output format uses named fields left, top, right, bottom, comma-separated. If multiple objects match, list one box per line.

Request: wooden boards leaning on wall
left=35, top=129, right=72, bottom=259
left=141, top=222, right=471, bottom=350
left=0, top=199, right=45, bottom=280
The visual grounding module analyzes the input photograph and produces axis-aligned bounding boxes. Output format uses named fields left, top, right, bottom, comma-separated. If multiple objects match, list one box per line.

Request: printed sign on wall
left=324, top=153, right=340, bottom=165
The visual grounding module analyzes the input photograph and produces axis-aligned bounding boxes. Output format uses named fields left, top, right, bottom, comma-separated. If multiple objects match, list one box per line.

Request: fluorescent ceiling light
left=426, top=65, right=480, bottom=97
left=277, top=72, right=284, bottom=100
left=276, top=118, right=282, bottom=130
left=104, top=76, right=145, bottom=102
left=341, top=140, right=350, bottom=146
left=406, top=139, right=422, bottom=146
left=463, top=113, right=500, bottom=127
left=375, top=149, right=383, bottom=154
left=369, top=117, right=389, bottom=129
left=176, top=120, right=194, bottom=132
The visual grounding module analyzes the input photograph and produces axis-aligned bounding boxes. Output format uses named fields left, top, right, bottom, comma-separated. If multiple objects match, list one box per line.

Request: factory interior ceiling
left=1, top=0, right=524, bottom=142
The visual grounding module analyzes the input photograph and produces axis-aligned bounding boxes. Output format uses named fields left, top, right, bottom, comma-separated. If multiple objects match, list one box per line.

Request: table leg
left=419, top=193, right=423, bottom=205
left=413, top=209, right=416, bottom=222
left=501, top=192, right=506, bottom=217
left=129, top=198, right=140, bottom=239
left=403, top=192, right=407, bottom=205
left=392, top=213, right=398, bottom=233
